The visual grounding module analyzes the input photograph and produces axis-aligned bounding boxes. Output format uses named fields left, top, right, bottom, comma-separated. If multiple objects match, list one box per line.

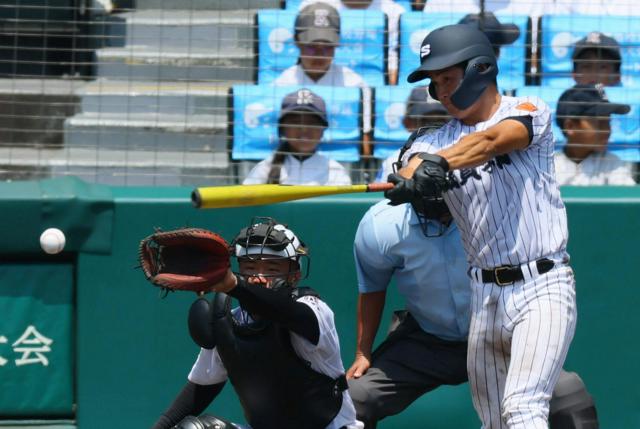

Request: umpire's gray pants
left=348, top=311, right=468, bottom=428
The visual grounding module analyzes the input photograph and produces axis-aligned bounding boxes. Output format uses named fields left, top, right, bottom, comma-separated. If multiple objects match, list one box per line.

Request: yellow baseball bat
left=192, top=183, right=393, bottom=209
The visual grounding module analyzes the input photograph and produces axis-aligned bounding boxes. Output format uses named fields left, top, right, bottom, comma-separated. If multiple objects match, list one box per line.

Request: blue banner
left=373, top=85, right=413, bottom=159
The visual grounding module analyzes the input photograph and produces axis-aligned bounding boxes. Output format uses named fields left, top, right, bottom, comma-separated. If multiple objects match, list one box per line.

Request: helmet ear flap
left=428, top=82, right=439, bottom=101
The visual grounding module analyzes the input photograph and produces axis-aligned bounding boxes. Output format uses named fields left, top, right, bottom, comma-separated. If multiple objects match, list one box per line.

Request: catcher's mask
left=231, top=217, right=310, bottom=288
left=392, top=136, right=451, bottom=237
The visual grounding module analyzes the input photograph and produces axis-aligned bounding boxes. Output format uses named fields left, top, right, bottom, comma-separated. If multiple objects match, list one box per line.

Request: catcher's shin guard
left=549, top=372, right=599, bottom=429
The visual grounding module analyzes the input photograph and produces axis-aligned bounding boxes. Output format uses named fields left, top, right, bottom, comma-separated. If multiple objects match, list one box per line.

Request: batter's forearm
left=355, top=292, right=386, bottom=356
left=438, top=120, right=530, bottom=170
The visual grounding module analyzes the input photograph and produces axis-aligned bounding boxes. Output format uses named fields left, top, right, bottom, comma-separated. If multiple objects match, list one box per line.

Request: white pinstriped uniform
left=403, top=95, right=577, bottom=428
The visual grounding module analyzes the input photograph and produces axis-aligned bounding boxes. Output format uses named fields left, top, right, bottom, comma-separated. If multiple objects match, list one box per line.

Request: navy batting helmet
left=408, top=24, right=498, bottom=110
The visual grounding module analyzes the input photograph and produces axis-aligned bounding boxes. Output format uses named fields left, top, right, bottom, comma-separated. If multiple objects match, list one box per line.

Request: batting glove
left=414, top=153, right=450, bottom=198
left=384, top=173, right=418, bottom=206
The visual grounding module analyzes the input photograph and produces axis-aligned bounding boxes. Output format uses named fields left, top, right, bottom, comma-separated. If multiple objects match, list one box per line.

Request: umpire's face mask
left=411, top=197, right=452, bottom=237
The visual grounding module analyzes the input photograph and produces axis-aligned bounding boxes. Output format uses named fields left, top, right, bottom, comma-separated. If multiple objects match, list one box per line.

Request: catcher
left=140, top=218, right=360, bottom=429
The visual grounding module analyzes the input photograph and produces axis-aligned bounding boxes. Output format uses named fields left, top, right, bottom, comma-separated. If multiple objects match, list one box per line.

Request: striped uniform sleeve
left=504, top=96, right=553, bottom=151
left=353, top=209, right=396, bottom=293
left=399, top=128, right=443, bottom=166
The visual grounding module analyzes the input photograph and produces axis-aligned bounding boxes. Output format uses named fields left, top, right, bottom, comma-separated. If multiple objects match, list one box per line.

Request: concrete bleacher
left=61, top=2, right=284, bottom=186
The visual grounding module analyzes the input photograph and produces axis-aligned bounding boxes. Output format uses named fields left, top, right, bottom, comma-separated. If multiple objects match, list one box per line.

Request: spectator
left=274, top=2, right=372, bottom=140
left=554, top=84, right=636, bottom=185
left=299, top=0, right=406, bottom=84
left=457, top=12, right=520, bottom=58
left=376, top=86, right=449, bottom=181
left=572, top=32, right=622, bottom=87
left=243, top=88, right=352, bottom=186
left=274, top=2, right=367, bottom=88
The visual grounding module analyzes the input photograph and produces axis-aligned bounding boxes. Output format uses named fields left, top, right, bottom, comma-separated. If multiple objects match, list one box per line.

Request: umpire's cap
left=408, top=24, right=498, bottom=110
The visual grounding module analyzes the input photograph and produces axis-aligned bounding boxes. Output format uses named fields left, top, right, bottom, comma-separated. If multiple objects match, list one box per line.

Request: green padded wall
left=1, top=179, right=639, bottom=428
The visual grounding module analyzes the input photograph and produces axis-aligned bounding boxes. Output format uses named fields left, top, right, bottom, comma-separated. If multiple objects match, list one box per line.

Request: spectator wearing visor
left=243, top=88, right=351, bottom=186
left=555, top=84, right=636, bottom=185
left=151, top=218, right=362, bottom=429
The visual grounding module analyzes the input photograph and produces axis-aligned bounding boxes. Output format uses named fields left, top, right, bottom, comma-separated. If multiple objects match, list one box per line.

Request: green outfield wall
left=0, top=177, right=639, bottom=428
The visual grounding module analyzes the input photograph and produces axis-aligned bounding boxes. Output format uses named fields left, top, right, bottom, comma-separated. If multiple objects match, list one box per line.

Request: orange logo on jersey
left=516, top=102, right=538, bottom=112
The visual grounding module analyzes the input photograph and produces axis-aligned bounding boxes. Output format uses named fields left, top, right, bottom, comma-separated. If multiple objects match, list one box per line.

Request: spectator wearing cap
left=274, top=2, right=367, bottom=88
left=375, top=86, right=450, bottom=181
left=273, top=2, right=372, bottom=141
left=298, top=0, right=406, bottom=84
left=243, top=88, right=352, bottom=186
left=572, top=32, right=622, bottom=87
left=457, top=12, right=519, bottom=58
left=554, top=84, right=635, bottom=185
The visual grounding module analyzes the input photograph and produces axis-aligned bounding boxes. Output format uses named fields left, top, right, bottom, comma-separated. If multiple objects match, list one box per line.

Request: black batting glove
left=414, top=153, right=450, bottom=198
left=384, top=173, right=417, bottom=206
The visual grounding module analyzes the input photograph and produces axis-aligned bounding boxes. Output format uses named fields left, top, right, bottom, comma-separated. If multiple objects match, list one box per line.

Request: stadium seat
left=398, top=12, right=530, bottom=91
left=539, top=15, right=640, bottom=88
left=515, top=86, right=640, bottom=162
left=231, top=84, right=362, bottom=162
left=372, top=85, right=413, bottom=159
left=257, top=9, right=387, bottom=87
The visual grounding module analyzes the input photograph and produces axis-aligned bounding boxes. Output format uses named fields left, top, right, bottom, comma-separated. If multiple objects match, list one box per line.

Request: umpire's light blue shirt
left=354, top=200, right=471, bottom=341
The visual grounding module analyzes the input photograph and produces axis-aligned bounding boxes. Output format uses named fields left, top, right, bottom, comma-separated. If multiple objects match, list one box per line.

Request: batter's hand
left=346, top=353, right=372, bottom=379
left=414, top=153, right=450, bottom=198
left=384, top=173, right=418, bottom=205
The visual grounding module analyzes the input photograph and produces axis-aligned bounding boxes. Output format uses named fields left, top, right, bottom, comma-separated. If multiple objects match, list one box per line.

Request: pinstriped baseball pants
left=467, top=262, right=577, bottom=429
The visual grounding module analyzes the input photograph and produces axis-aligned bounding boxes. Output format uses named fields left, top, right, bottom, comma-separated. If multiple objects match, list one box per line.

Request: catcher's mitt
left=139, top=228, right=231, bottom=293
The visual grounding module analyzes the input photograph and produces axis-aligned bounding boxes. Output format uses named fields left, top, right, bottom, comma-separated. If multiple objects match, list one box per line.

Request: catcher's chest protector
left=212, top=290, right=345, bottom=429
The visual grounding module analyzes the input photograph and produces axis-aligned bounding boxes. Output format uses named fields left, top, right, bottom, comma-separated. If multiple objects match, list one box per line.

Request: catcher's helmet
left=407, top=24, right=498, bottom=110
left=232, top=217, right=308, bottom=261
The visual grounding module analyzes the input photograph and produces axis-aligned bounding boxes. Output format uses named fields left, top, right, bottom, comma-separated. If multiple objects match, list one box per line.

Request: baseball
left=40, top=228, right=66, bottom=254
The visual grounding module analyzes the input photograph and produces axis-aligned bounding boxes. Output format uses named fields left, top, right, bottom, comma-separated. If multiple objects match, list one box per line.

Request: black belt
left=481, top=258, right=555, bottom=286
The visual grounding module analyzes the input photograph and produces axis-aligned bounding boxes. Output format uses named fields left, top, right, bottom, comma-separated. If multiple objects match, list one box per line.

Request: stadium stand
left=231, top=84, right=362, bottom=162
left=0, top=0, right=637, bottom=185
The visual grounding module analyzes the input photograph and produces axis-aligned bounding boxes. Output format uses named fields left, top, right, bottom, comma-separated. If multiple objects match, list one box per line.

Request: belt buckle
left=494, top=266, right=513, bottom=286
